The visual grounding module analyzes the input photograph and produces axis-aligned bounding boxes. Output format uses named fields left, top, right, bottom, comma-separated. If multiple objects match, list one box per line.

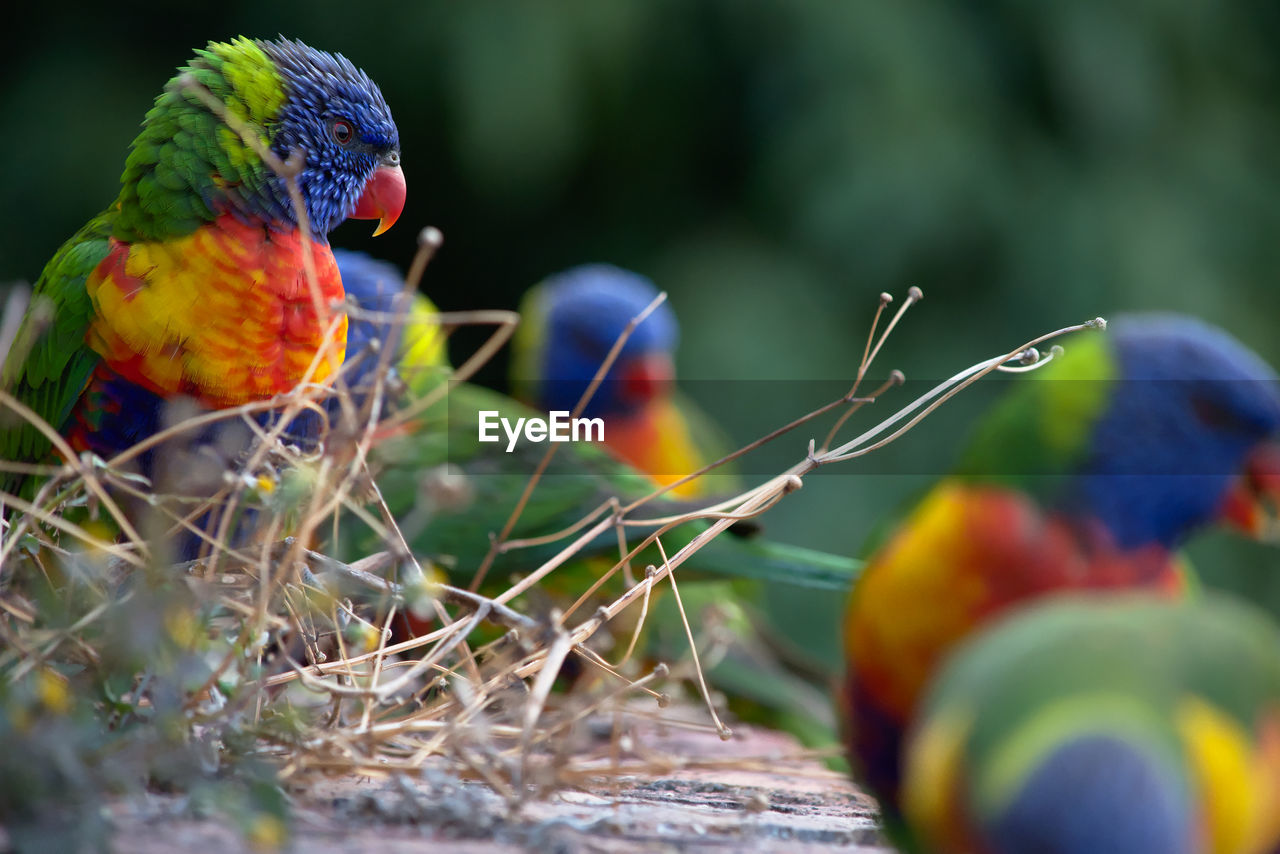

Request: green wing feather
left=1, top=214, right=113, bottom=496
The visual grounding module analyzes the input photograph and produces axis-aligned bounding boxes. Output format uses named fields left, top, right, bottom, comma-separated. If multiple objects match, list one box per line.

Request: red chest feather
left=85, top=215, right=348, bottom=408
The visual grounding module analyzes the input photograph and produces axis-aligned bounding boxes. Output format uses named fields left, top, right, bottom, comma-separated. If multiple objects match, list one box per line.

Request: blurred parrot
left=330, top=250, right=853, bottom=736
left=330, top=250, right=855, bottom=595
left=0, top=37, right=405, bottom=504
left=330, top=248, right=849, bottom=588
left=901, top=593, right=1280, bottom=854
left=842, top=314, right=1280, bottom=833
left=511, top=264, right=733, bottom=498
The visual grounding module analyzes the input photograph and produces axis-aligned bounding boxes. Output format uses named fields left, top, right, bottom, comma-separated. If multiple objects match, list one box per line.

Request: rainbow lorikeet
left=511, top=265, right=734, bottom=498
left=330, top=250, right=856, bottom=593
left=0, top=37, right=405, bottom=504
left=901, top=593, right=1280, bottom=854
left=842, top=315, right=1280, bottom=836
left=332, top=250, right=853, bottom=734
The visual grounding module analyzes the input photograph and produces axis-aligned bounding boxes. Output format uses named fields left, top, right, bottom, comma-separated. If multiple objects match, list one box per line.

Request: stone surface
left=109, top=718, right=890, bottom=853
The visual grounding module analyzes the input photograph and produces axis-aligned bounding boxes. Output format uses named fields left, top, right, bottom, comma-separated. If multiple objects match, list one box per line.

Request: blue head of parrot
left=529, top=264, right=679, bottom=420
left=1072, top=314, right=1280, bottom=549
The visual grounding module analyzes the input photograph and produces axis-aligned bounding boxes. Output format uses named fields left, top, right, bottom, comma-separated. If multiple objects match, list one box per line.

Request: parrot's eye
left=331, top=119, right=355, bottom=146
left=1191, top=390, right=1260, bottom=436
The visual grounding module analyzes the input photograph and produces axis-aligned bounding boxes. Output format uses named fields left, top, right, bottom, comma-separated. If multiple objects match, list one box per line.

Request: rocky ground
left=105, top=718, right=890, bottom=853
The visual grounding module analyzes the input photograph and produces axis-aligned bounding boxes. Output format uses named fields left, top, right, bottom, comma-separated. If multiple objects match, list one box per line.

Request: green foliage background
left=5, top=1, right=1280, bottom=674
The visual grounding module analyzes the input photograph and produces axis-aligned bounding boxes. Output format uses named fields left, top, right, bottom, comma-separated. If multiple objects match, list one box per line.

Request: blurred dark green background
left=5, top=1, right=1280, bottom=676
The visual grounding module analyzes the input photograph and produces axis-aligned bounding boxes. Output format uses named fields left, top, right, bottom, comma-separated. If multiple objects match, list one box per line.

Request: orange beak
left=351, top=157, right=406, bottom=237
left=1220, top=442, right=1280, bottom=538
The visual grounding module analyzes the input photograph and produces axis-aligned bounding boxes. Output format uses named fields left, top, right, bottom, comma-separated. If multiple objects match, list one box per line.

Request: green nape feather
left=955, top=331, right=1114, bottom=491
left=902, top=593, right=1280, bottom=854
left=115, top=37, right=284, bottom=243
left=848, top=330, right=1114, bottom=562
